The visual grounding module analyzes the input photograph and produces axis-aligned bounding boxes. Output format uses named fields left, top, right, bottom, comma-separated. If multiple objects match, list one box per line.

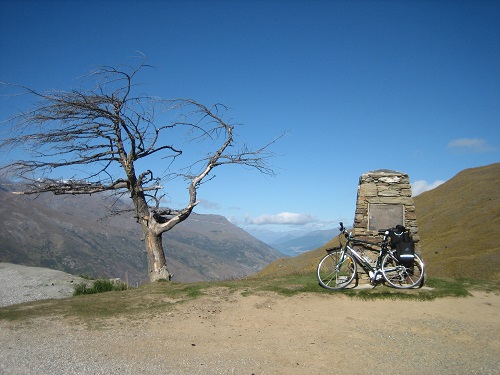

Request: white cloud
left=227, top=215, right=241, bottom=226
left=447, top=138, right=496, bottom=153
left=412, top=180, right=445, bottom=196
left=198, top=199, right=221, bottom=210
left=245, top=212, right=318, bottom=226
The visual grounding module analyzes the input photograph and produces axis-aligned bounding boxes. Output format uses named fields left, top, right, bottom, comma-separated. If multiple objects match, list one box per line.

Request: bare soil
left=0, top=264, right=499, bottom=374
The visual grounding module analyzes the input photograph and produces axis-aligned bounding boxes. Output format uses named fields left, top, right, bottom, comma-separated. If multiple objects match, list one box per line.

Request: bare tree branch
left=0, top=57, right=281, bottom=282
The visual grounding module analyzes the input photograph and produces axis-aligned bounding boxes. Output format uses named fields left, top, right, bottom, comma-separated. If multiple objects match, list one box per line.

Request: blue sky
left=1, top=0, right=499, bottom=234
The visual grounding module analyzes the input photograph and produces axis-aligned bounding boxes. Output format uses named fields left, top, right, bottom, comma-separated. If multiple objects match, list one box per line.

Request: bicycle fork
left=335, top=253, right=349, bottom=272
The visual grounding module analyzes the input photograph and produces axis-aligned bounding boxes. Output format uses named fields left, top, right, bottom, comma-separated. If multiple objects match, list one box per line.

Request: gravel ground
left=0, top=263, right=499, bottom=374
left=0, top=263, right=88, bottom=307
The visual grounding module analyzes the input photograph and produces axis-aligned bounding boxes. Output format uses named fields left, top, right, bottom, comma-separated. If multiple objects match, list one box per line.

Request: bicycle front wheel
left=381, top=253, right=425, bottom=289
left=317, top=250, right=357, bottom=290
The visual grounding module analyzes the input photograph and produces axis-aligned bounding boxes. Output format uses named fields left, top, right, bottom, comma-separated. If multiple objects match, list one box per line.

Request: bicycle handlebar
left=338, top=222, right=353, bottom=240
left=338, top=223, right=389, bottom=242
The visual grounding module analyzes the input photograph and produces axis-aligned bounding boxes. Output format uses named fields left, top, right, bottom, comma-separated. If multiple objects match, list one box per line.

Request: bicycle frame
left=347, top=244, right=378, bottom=272
left=338, top=235, right=390, bottom=282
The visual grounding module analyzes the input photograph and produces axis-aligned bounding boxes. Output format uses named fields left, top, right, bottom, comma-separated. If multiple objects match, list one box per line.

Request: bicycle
left=317, top=222, right=425, bottom=290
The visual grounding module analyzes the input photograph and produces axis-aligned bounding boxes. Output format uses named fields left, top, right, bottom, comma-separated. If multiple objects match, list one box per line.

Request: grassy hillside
left=414, top=163, right=500, bottom=280
left=257, top=163, right=500, bottom=281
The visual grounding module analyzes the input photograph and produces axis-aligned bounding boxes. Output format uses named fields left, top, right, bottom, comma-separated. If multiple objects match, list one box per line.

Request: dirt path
left=1, top=287, right=499, bottom=374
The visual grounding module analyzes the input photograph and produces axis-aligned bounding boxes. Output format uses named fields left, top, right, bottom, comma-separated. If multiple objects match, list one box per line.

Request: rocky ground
left=0, top=263, right=499, bottom=374
left=0, top=263, right=88, bottom=307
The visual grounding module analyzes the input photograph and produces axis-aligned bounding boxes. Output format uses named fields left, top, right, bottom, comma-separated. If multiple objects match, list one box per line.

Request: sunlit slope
left=257, top=163, right=500, bottom=281
left=414, top=163, right=500, bottom=280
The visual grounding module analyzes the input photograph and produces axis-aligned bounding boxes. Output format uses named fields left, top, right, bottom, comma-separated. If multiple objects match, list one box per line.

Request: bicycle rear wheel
left=381, top=253, right=424, bottom=289
left=317, top=250, right=357, bottom=290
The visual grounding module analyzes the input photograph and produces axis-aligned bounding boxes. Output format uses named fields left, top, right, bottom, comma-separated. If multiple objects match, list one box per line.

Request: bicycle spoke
left=317, top=250, right=357, bottom=290
left=381, top=253, right=424, bottom=289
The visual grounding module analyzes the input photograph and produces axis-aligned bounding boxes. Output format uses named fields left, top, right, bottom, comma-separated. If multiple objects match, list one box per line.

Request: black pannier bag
left=389, top=225, right=415, bottom=270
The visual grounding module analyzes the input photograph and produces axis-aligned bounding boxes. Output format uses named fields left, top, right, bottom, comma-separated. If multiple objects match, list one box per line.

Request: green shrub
left=73, top=279, right=128, bottom=296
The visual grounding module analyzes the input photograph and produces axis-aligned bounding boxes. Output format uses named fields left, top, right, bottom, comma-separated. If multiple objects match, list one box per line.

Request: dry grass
left=2, top=273, right=491, bottom=325
left=414, top=163, right=500, bottom=280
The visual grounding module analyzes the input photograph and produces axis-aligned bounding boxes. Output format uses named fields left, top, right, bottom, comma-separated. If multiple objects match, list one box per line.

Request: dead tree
left=0, top=59, right=279, bottom=282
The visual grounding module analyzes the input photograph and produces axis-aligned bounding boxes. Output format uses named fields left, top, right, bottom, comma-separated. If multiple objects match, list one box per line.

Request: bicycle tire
left=381, top=252, right=425, bottom=289
left=317, top=250, right=357, bottom=290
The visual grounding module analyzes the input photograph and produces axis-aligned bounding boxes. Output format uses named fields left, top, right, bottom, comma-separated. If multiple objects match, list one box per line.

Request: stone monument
left=353, top=169, right=420, bottom=248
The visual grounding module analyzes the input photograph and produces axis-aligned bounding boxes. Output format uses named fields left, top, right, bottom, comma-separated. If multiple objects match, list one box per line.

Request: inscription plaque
left=368, top=204, right=404, bottom=231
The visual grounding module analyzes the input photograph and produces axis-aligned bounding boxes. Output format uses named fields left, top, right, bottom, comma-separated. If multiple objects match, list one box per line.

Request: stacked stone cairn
left=352, top=169, right=420, bottom=280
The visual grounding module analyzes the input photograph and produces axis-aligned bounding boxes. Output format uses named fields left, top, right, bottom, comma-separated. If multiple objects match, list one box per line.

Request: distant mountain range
left=246, top=228, right=339, bottom=256
left=0, top=180, right=283, bottom=284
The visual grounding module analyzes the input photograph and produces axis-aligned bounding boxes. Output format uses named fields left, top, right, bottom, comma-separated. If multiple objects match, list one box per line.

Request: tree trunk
left=129, top=174, right=172, bottom=283
left=143, top=228, right=172, bottom=282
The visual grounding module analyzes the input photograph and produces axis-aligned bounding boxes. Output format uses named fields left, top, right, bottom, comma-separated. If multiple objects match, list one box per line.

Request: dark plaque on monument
left=368, top=204, right=404, bottom=231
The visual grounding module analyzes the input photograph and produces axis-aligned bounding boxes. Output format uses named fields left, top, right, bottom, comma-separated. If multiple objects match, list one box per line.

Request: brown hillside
left=257, top=163, right=500, bottom=281
left=414, top=162, right=500, bottom=280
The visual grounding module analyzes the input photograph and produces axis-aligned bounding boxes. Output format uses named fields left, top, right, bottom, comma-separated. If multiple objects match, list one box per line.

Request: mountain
left=244, top=228, right=307, bottom=245
left=268, top=229, right=339, bottom=256
left=245, top=227, right=340, bottom=256
left=257, top=163, right=500, bottom=281
left=0, top=180, right=282, bottom=284
left=413, top=162, right=500, bottom=280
